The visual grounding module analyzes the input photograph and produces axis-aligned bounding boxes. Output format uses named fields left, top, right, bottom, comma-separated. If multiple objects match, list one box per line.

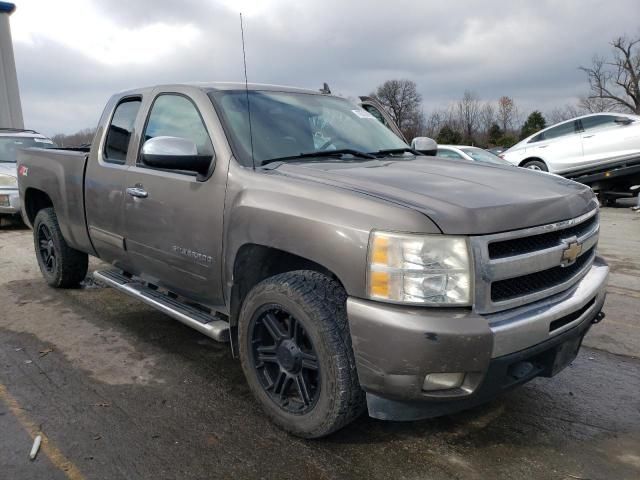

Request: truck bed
left=17, top=148, right=95, bottom=255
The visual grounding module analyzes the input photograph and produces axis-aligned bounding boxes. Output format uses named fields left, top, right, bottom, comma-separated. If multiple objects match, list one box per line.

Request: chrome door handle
left=538, top=145, right=548, bottom=148
left=126, top=187, right=148, bottom=198
left=583, top=134, right=595, bottom=138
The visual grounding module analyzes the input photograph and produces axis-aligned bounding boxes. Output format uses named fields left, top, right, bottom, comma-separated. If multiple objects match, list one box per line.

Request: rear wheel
left=238, top=270, right=365, bottom=438
left=521, top=159, right=548, bottom=171
left=33, top=208, right=88, bottom=288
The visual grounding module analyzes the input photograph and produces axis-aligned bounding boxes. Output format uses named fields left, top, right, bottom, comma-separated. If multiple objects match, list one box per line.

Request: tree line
left=371, top=34, right=640, bottom=147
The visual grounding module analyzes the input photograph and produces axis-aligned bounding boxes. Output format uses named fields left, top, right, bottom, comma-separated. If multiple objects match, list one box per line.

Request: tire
left=238, top=270, right=365, bottom=438
left=33, top=207, right=88, bottom=288
left=521, top=159, right=548, bottom=171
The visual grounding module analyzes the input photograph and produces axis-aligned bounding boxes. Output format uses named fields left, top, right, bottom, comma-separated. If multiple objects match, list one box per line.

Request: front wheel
left=521, top=159, right=548, bottom=171
left=33, top=208, right=88, bottom=288
left=238, top=271, right=365, bottom=438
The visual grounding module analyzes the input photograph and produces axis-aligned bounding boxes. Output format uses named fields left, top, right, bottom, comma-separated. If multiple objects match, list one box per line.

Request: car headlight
left=0, top=174, right=18, bottom=187
left=367, top=231, right=473, bottom=305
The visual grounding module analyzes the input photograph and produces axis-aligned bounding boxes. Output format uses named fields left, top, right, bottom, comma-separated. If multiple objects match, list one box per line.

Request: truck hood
left=0, top=163, right=17, bottom=177
left=273, top=157, right=597, bottom=234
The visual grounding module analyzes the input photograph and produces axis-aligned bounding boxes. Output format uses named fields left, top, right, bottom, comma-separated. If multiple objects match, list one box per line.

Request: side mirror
left=411, top=136, right=438, bottom=156
left=614, top=117, right=633, bottom=125
left=141, top=136, right=212, bottom=177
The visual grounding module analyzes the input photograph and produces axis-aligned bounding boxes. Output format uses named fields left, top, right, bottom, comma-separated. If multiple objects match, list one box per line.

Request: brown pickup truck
left=17, top=83, right=608, bottom=438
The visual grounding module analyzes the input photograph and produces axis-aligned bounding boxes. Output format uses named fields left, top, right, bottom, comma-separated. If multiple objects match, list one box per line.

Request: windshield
left=460, top=147, right=511, bottom=166
left=209, top=90, right=408, bottom=166
left=0, top=136, right=56, bottom=163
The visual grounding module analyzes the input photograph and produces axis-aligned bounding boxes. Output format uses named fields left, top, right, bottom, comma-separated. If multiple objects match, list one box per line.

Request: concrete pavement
left=0, top=208, right=638, bottom=479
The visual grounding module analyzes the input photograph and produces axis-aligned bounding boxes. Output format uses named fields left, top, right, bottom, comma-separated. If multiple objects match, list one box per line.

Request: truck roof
left=116, top=82, right=326, bottom=97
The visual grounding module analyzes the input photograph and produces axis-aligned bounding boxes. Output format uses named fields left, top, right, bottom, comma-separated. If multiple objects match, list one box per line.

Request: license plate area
left=550, top=335, right=583, bottom=376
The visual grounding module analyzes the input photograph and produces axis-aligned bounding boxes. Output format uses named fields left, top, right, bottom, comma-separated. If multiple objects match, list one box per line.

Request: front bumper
left=0, top=188, right=21, bottom=215
left=347, top=257, right=608, bottom=420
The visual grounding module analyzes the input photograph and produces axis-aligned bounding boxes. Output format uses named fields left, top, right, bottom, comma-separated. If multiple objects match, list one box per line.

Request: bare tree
left=578, top=95, right=621, bottom=113
left=424, top=110, right=445, bottom=138
left=497, top=96, right=518, bottom=132
left=548, top=104, right=583, bottom=124
left=580, top=35, right=640, bottom=114
left=479, top=102, right=495, bottom=136
left=371, top=79, right=424, bottom=139
left=51, top=128, right=96, bottom=147
left=456, top=90, right=481, bottom=144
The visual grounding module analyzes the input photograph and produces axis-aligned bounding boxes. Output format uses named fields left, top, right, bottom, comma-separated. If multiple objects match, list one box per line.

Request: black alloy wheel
left=249, top=306, right=321, bottom=414
left=37, top=223, right=56, bottom=273
left=32, top=207, right=88, bottom=288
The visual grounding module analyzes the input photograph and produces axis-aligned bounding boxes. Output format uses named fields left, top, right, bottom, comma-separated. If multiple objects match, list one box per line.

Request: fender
left=221, top=161, right=440, bottom=304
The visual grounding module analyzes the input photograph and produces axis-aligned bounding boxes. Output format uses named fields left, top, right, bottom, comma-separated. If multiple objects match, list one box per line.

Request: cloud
left=7, top=0, right=640, bottom=135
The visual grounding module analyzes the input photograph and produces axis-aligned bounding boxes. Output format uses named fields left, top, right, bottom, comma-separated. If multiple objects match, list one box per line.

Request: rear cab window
left=104, top=98, right=142, bottom=163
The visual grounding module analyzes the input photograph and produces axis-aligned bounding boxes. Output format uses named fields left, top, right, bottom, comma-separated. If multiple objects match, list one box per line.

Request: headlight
left=367, top=231, right=472, bottom=305
left=0, top=174, right=18, bottom=187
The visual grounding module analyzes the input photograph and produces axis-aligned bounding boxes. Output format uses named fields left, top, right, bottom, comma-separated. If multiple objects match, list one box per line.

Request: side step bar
left=94, top=269, right=229, bottom=342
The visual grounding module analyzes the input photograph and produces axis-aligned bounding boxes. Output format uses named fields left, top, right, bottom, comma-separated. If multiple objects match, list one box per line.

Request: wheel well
left=229, top=244, right=342, bottom=329
left=519, top=157, right=545, bottom=168
left=23, top=188, right=53, bottom=225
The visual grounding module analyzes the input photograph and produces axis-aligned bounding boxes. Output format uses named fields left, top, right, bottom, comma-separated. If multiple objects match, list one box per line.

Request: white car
left=0, top=128, right=56, bottom=221
left=436, top=145, right=514, bottom=166
left=501, top=112, right=640, bottom=174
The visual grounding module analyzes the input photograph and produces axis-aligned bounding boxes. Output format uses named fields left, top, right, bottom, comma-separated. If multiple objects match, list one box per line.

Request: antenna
left=240, top=13, right=255, bottom=170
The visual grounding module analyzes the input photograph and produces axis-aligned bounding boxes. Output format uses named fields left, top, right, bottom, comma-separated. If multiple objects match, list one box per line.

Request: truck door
left=122, top=89, right=226, bottom=306
left=84, top=96, right=142, bottom=267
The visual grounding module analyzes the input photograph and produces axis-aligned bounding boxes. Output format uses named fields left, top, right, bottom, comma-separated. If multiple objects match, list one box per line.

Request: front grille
left=491, top=248, right=594, bottom=302
left=470, top=208, right=599, bottom=314
left=488, top=214, right=598, bottom=259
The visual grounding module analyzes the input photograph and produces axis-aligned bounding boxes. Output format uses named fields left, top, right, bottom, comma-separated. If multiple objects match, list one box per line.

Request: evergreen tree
left=436, top=125, right=463, bottom=144
left=520, top=111, right=546, bottom=139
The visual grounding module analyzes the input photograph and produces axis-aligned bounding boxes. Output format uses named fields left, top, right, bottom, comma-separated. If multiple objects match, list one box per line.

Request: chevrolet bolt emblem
left=561, top=238, right=582, bottom=266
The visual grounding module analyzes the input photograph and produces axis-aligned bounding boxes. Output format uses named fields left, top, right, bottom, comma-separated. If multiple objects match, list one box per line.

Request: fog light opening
left=422, top=372, right=465, bottom=392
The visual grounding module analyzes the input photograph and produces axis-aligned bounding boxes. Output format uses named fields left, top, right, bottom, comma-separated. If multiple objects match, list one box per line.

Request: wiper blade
left=261, top=149, right=375, bottom=166
left=370, top=147, right=422, bottom=157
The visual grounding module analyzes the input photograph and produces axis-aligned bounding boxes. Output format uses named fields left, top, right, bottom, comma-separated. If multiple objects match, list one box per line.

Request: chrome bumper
left=487, top=256, right=608, bottom=357
left=347, top=257, right=608, bottom=402
left=0, top=188, right=20, bottom=214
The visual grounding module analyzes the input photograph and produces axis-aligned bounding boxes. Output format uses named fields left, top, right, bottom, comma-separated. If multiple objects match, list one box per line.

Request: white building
left=0, top=2, right=23, bottom=129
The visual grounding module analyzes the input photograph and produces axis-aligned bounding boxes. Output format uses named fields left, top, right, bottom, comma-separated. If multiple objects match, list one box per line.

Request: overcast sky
left=7, top=0, right=640, bottom=136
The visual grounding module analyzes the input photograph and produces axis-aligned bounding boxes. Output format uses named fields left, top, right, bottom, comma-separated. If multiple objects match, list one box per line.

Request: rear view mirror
left=141, top=136, right=212, bottom=177
left=411, top=137, right=438, bottom=156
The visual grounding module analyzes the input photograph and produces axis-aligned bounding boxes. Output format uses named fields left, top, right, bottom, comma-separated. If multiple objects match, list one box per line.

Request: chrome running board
left=94, top=269, right=229, bottom=343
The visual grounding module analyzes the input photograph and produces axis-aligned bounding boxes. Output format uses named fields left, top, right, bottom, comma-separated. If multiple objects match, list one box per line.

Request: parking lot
left=0, top=207, right=638, bottom=480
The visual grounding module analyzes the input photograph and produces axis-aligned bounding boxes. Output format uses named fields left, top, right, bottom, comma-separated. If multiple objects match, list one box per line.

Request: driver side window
left=140, top=94, right=213, bottom=168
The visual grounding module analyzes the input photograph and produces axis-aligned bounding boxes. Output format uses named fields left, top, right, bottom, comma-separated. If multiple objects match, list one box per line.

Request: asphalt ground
left=0, top=207, right=638, bottom=480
